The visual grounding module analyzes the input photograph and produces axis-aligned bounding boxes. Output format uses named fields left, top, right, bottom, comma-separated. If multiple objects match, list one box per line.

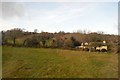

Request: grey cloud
left=1, top=2, right=25, bottom=19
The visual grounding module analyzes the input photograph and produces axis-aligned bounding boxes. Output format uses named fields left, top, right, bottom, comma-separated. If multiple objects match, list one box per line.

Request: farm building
left=76, top=41, right=108, bottom=52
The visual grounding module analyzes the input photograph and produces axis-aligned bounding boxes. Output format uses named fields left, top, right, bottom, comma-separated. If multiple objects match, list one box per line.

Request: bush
left=52, top=39, right=64, bottom=48
left=70, top=36, right=80, bottom=48
left=23, top=38, right=40, bottom=48
left=107, top=43, right=118, bottom=53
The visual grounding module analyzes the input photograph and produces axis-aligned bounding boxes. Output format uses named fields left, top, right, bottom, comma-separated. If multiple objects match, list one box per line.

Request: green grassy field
left=2, top=46, right=118, bottom=78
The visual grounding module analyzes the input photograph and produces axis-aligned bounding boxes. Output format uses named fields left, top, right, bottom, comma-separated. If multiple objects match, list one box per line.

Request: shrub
left=23, top=38, right=40, bottom=48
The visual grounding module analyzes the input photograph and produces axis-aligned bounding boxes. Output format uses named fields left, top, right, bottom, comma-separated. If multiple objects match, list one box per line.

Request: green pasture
left=2, top=46, right=118, bottom=78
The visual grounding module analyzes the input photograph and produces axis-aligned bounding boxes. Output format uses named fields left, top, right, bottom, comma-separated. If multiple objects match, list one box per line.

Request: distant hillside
left=1, top=28, right=119, bottom=53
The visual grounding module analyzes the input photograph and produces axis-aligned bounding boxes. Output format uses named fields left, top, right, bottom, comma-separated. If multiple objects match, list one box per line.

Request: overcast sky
left=0, top=0, right=119, bottom=34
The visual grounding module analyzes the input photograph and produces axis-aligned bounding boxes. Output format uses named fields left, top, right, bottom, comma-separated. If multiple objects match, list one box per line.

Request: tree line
left=1, top=28, right=120, bottom=53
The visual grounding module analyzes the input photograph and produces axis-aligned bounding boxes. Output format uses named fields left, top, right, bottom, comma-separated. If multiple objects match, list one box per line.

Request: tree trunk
left=13, top=37, right=16, bottom=46
left=42, top=41, right=46, bottom=47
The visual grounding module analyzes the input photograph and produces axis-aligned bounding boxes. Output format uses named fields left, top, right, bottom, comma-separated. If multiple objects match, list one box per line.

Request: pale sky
left=0, top=0, right=119, bottom=34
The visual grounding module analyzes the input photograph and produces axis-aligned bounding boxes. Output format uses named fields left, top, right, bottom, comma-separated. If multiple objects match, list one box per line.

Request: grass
left=2, top=46, right=118, bottom=78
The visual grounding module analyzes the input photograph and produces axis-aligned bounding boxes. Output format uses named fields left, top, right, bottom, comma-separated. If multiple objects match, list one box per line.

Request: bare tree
left=97, top=31, right=104, bottom=34
left=40, top=32, right=53, bottom=47
left=5, top=28, right=23, bottom=46
left=34, top=29, right=38, bottom=33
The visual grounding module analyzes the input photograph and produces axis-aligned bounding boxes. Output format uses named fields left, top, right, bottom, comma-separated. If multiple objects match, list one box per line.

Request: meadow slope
left=2, top=46, right=118, bottom=78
